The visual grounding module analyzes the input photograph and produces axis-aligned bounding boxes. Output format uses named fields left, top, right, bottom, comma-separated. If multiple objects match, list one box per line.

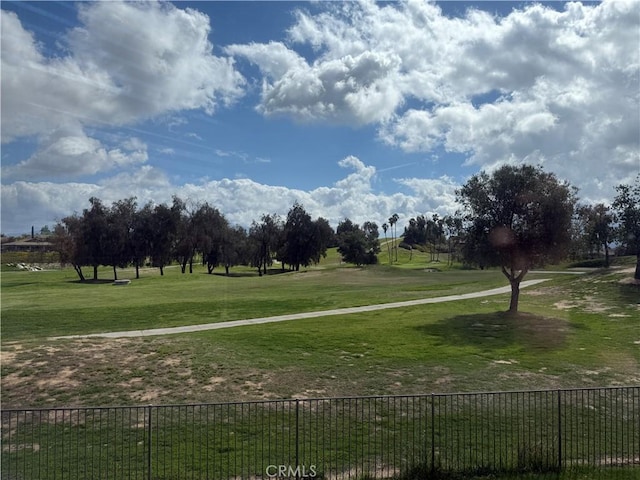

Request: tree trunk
left=160, top=266, right=164, bottom=276
left=501, top=265, right=528, bottom=313
left=74, top=264, right=85, bottom=282
left=635, top=254, right=640, bottom=280
left=225, top=265, right=230, bottom=276
left=604, top=243, right=610, bottom=268
left=113, top=265, right=118, bottom=281
left=508, top=279, right=520, bottom=313
left=135, top=262, right=140, bottom=279
left=93, top=265, right=98, bottom=281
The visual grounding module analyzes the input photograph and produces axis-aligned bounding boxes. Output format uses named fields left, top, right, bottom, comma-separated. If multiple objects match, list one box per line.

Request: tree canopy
left=612, top=175, right=640, bottom=280
left=457, top=164, right=577, bottom=312
left=336, top=219, right=380, bottom=266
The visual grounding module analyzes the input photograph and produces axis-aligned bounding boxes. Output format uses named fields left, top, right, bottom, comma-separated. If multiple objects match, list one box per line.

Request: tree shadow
left=615, top=281, right=640, bottom=305
left=67, top=279, right=115, bottom=285
left=208, top=268, right=291, bottom=278
left=416, top=311, right=574, bottom=352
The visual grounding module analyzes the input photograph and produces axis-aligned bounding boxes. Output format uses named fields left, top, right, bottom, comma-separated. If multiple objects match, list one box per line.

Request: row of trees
left=52, top=198, right=382, bottom=281
left=401, top=214, right=463, bottom=265
left=51, top=166, right=638, bottom=313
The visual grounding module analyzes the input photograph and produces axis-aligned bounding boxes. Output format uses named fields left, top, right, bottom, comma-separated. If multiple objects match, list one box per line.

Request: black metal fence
left=2, top=387, right=638, bottom=479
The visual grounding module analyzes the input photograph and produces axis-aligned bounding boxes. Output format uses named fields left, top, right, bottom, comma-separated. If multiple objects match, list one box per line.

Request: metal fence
left=2, top=387, right=638, bottom=479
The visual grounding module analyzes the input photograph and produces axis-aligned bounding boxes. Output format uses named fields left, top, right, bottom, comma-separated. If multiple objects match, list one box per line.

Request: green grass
left=1, top=261, right=511, bottom=341
left=1, top=259, right=638, bottom=479
left=1, top=259, right=638, bottom=407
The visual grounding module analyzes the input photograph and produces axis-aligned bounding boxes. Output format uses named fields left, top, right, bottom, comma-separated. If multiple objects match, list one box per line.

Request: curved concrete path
left=52, top=278, right=551, bottom=340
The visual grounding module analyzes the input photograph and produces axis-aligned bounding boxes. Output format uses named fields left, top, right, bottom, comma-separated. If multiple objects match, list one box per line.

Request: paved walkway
left=52, top=278, right=551, bottom=340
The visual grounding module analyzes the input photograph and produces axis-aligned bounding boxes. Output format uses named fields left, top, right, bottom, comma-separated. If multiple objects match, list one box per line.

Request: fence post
left=295, top=399, right=300, bottom=479
left=557, top=391, right=562, bottom=471
left=431, top=393, right=435, bottom=474
left=147, top=405, right=153, bottom=480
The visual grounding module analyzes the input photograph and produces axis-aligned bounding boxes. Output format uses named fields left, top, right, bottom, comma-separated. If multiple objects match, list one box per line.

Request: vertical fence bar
left=146, top=405, right=152, bottom=480
left=295, top=399, right=300, bottom=479
left=430, top=393, right=435, bottom=474
left=557, top=389, right=562, bottom=471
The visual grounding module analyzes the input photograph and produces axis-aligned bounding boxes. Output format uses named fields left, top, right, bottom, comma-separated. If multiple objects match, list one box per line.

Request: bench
left=113, top=279, right=131, bottom=285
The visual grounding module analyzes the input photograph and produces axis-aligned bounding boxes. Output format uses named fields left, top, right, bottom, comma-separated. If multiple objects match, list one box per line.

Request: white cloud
left=228, top=41, right=403, bottom=124
left=1, top=158, right=460, bottom=234
left=225, top=41, right=307, bottom=79
left=1, top=1, right=245, bottom=177
left=226, top=0, right=638, bottom=200
left=3, top=127, right=148, bottom=180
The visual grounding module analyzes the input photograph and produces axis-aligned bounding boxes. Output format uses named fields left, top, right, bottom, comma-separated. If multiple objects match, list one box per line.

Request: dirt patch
left=159, top=357, right=181, bottom=368
left=492, top=359, right=519, bottom=365
left=35, top=366, right=80, bottom=389
left=203, top=376, right=227, bottom=392
left=0, top=344, right=23, bottom=365
left=553, top=300, right=576, bottom=310
left=134, top=388, right=171, bottom=403
left=117, top=377, right=144, bottom=388
left=2, top=443, right=40, bottom=453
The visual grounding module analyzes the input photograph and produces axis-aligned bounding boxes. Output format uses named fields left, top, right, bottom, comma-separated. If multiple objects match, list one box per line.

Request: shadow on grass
left=615, top=282, right=640, bottom=305
left=416, top=311, right=571, bottom=351
left=209, top=268, right=291, bottom=278
left=67, top=279, right=115, bottom=284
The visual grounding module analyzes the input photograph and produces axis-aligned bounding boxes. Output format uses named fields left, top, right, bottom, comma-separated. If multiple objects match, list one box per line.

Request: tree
left=131, top=203, right=154, bottom=279
left=81, top=197, right=109, bottom=281
left=105, top=197, right=137, bottom=280
left=388, top=213, right=399, bottom=263
left=612, top=175, right=640, bottom=280
left=336, top=219, right=380, bottom=265
left=282, top=202, right=317, bottom=271
left=220, top=225, right=248, bottom=275
left=189, top=203, right=227, bottom=274
left=577, top=203, right=615, bottom=267
left=443, top=214, right=463, bottom=266
left=311, top=217, right=335, bottom=264
left=457, top=164, right=576, bottom=312
left=172, top=198, right=195, bottom=274
left=149, top=201, right=180, bottom=276
left=249, top=214, right=283, bottom=276
left=382, top=223, right=391, bottom=264
left=426, top=214, right=444, bottom=262
left=52, top=214, right=87, bottom=281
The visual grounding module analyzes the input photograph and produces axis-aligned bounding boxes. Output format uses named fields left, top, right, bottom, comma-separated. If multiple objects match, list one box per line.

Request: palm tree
left=388, top=213, right=399, bottom=263
left=382, top=223, right=391, bottom=264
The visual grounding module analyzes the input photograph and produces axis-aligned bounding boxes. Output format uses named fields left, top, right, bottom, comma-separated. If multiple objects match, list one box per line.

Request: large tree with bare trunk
left=457, top=165, right=576, bottom=312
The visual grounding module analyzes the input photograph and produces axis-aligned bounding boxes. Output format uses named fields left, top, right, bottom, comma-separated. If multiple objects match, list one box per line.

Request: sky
left=1, top=0, right=639, bottom=235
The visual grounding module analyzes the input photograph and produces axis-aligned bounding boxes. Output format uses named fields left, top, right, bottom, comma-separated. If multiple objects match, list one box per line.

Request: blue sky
left=1, top=0, right=638, bottom=235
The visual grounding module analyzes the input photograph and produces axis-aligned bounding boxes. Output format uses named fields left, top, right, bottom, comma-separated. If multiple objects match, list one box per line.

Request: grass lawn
left=1, top=259, right=510, bottom=341
left=1, top=256, right=638, bottom=479
left=1, top=256, right=638, bottom=408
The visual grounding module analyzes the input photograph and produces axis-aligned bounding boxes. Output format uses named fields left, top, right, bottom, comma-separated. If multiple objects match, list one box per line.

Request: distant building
left=1, top=238, right=53, bottom=252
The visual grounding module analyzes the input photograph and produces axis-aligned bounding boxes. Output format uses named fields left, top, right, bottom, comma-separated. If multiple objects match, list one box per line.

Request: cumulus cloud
left=1, top=158, right=459, bottom=234
left=3, top=127, right=148, bottom=180
left=227, top=0, right=639, bottom=198
left=1, top=1, right=244, bottom=177
left=227, top=41, right=402, bottom=124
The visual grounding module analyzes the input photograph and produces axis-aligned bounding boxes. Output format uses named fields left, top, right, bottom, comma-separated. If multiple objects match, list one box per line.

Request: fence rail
left=2, top=387, right=639, bottom=479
